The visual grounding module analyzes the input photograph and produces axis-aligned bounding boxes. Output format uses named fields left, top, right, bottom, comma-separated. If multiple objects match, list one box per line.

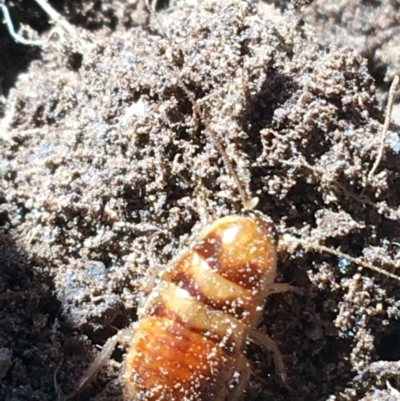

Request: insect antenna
left=205, top=127, right=258, bottom=211
left=145, top=0, right=256, bottom=211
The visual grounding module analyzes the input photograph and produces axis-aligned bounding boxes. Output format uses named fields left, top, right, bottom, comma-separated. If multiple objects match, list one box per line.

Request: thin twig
left=151, top=0, right=159, bottom=11
left=54, top=358, right=63, bottom=401
left=368, top=75, right=399, bottom=179
left=281, top=234, right=400, bottom=283
left=1, top=0, right=78, bottom=46
left=0, top=3, right=44, bottom=46
left=33, top=0, right=75, bottom=35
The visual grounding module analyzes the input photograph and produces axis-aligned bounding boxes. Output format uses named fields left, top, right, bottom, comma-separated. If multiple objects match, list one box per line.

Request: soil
left=1, top=1, right=400, bottom=400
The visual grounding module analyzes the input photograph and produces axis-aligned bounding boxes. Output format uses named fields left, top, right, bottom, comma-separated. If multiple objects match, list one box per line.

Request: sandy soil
left=1, top=1, right=400, bottom=400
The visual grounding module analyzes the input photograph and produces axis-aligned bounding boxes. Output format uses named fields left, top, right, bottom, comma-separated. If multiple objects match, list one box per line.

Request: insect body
left=123, top=213, right=278, bottom=400
left=68, top=211, right=290, bottom=401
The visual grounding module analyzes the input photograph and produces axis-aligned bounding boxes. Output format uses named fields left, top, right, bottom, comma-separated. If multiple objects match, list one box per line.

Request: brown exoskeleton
left=64, top=127, right=297, bottom=400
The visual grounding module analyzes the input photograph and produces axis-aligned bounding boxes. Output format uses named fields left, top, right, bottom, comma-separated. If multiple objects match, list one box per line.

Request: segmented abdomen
left=123, top=213, right=277, bottom=401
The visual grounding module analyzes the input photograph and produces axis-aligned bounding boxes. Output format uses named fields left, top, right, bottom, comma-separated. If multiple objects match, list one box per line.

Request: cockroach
left=66, top=219, right=293, bottom=401
left=122, top=211, right=293, bottom=401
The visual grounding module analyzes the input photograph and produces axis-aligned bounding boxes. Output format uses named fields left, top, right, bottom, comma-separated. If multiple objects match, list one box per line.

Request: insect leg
left=246, top=327, right=289, bottom=388
left=230, top=354, right=252, bottom=401
left=63, top=327, right=135, bottom=400
left=266, top=283, right=303, bottom=296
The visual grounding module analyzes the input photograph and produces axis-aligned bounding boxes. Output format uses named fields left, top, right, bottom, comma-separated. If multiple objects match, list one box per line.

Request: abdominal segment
left=123, top=316, right=236, bottom=401
left=123, top=214, right=277, bottom=400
